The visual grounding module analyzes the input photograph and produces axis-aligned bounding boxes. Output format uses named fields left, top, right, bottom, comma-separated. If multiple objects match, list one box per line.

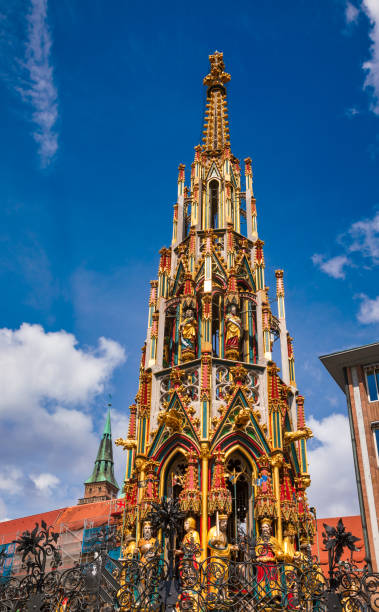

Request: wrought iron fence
left=0, top=543, right=378, bottom=611
left=0, top=513, right=378, bottom=611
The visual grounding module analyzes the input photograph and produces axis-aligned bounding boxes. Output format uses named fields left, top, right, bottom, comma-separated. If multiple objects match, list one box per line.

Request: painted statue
left=137, top=521, right=157, bottom=565
left=225, top=304, right=241, bottom=359
left=121, top=530, right=137, bottom=559
left=207, top=515, right=237, bottom=601
left=255, top=519, right=284, bottom=600
left=180, top=308, right=197, bottom=360
left=175, top=516, right=201, bottom=611
left=118, top=532, right=138, bottom=610
left=178, top=516, right=201, bottom=559
left=136, top=521, right=159, bottom=609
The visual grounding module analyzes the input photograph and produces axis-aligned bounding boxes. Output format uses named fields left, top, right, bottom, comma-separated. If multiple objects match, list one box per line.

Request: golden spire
left=202, top=51, right=231, bottom=152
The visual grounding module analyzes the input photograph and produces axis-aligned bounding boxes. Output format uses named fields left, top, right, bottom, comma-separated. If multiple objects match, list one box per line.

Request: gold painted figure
left=122, top=530, right=137, bottom=558
left=207, top=514, right=237, bottom=600
left=137, top=521, right=157, bottom=564
left=180, top=308, right=197, bottom=361
left=177, top=516, right=201, bottom=558
left=175, top=517, right=201, bottom=611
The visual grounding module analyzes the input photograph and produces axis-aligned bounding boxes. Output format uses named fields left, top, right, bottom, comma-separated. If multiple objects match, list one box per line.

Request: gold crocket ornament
left=115, top=51, right=316, bottom=605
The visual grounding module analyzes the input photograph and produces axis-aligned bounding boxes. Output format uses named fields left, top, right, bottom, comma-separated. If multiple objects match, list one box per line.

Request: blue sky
left=0, top=0, right=378, bottom=521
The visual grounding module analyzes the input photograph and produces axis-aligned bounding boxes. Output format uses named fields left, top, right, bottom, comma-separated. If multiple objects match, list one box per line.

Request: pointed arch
left=206, top=162, right=222, bottom=180
left=148, top=391, right=200, bottom=457
left=236, top=255, right=256, bottom=292
left=211, top=387, right=270, bottom=454
left=172, top=261, right=185, bottom=295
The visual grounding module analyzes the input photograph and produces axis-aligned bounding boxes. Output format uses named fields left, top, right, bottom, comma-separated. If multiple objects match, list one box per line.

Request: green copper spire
left=85, top=407, right=119, bottom=490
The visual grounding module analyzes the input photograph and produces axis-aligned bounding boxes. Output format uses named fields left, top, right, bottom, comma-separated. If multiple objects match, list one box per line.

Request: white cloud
left=0, top=467, right=23, bottom=495
left=308, top=413, right=359, bottom=517
left=347, top=210, right=379, bottom=262
left=0, top=323, right=125, bottom=410
left=31, top=472, right=59, bottom=494
left=362, top=0, right=379, bottom=114
left=357, top=293, right=379, bottom=323
left=0, top=323, right=126, bottom=518
left=313, top=209, right=379, bottom=282
left=311, top=254, right=351, bottom=279
left=346, top=1, right=359, bottom=24
left=16, top=0, right=58, bottom=165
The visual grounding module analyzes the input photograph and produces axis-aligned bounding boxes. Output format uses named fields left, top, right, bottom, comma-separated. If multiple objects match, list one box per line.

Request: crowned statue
left=225, top=304, right=241, bottom=360
left=180, top=308, right=197, bottom=362
left=207, top=514, right=237, bottom=601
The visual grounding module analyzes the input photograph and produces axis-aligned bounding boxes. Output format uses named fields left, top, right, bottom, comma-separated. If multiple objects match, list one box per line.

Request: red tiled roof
left=56, top=500, right=114, bottom=531
left=312, top=515, right=366, bottom=575
left=0, top=499, right=121, bottom=545
left=0, top=508, right=67, bottom=545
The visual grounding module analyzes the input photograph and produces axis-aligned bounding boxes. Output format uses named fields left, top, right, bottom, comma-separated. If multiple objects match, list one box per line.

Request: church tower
left=79, top=408, right=119, bottom=504
left=117, top=52, right=314, bottom=557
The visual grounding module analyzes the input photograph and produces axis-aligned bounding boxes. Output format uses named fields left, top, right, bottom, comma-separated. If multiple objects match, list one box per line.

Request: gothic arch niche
left=209, top=179, right=219, bottom=229
left=212, top=291, right=224, bottom=357
left=163, top=303, right=180, bottom=367
left=230, top=186, right=235, bottom=228
left=161, top=451, right=188, bottom=545
left=225, top=450, right=255, bottom=545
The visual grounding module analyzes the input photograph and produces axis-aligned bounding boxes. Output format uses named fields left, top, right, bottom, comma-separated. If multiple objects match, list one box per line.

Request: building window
left=366, top=367, right=379, bottom=402
left=372, top=424, right=379, bottom=467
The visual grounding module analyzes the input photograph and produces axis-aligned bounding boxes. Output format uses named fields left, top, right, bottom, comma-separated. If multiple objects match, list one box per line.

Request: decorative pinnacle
left=202, top=52, right=231, bottom=151
left=275, top=269, right=285, bottom=297
left=203, top=51, right=231, bottom=94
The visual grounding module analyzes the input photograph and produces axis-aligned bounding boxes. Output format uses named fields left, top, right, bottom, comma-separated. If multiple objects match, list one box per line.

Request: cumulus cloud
left=31, top=472, right=60, bottom=494
left=356, top=293, right=379, bottom=323
left=0, top=323, right=125, bottom=519
left=308, top=413, right=359, bottom=517
left=311, top=254, right=351, bottom=279
left=0, top=323, right=125, bottom=410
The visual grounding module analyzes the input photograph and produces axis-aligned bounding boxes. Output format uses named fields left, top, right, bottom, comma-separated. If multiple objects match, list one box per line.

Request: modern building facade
left=320, top=342, right=379, bottom=571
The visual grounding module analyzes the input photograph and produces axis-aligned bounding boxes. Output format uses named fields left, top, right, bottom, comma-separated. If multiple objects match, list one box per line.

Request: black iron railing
left=0, top=512, right=378, bottom=611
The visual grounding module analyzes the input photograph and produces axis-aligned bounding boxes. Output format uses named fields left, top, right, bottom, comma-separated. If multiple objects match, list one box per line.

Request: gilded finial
left=203, top=51, right=231, bottom=95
